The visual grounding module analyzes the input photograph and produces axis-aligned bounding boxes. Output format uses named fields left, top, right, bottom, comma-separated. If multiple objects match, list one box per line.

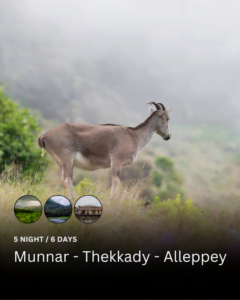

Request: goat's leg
left=110, top=160, right=122, bottom=197
left=44, top=148, right=75, bottom=200
left=61, top=160, right=75, bottom=200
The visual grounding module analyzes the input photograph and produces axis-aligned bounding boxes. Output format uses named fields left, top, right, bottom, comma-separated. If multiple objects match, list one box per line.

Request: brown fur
left=38, top=107, right=171, bottom=200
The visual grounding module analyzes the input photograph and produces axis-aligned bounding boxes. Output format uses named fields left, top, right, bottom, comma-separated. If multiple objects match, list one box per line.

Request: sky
left=15, top=196, right=41, bottom=208
left=1, top=1, right=240, bottom=128
left=75, top=196, right=102, bottom=207
left=50, top=196, right=71, bottom=206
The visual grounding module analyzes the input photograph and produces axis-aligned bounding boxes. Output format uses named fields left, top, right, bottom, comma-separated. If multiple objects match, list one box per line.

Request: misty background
left=1, top=0, right=240, bottom=127
left=1, top=0, right=240, bottom=199
left=2, top=3, right=240, bottom=285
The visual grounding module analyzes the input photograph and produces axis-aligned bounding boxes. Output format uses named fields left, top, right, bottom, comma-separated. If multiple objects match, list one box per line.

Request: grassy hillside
left=44, top=199, right=72, bottom=218
left=14, top=211, right=41, bottom=223
left=45, top=198, right=65, bottom=210
left=1, top=167, right=240, bottom=256
left=14, top=206, right=41, bottom=212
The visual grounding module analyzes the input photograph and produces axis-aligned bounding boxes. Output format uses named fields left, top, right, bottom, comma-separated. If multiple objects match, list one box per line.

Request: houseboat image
left=74, top=205, right=102, bottom=223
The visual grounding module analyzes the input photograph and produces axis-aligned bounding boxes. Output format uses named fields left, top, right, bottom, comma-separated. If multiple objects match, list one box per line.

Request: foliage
left=170, top=170, right=184, bottom=184
left=44, top=199, right=72, bottom=218
left=120, top=160, right=152, bottom=183
left=15, top=211, right=41, bottom=223
left=151, top=194, right=207, bottom=238
left=77, top=177, right=96, bottom=194
left=159, top=182, right=185, bottom=200
left=152, top=170, right=164, bottom=187
left=113, top=156, right=185, bottom=200
left=1, top=168, right=239, bottom=258
left=0, top=84, right=47, bottom=173
left=153, top=156, right=185, bottom=200
left=155, top=156, right=174, bottom=171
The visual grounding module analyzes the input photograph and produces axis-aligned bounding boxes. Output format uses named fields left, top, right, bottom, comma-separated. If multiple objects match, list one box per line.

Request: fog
left=1, top=0, right=240, bottom=128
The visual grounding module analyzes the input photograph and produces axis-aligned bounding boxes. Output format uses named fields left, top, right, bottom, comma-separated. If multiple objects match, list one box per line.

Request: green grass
left=1, top=165, right=240, bottom=258
left=14, top=211, right=41, bottom=223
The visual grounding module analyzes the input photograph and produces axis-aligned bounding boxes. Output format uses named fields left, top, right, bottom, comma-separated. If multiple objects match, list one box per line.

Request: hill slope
left=44, top=199, right=72, bottom=217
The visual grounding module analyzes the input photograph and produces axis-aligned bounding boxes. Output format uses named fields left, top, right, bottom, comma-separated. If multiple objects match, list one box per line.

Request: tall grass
left=0, top=164, right=240, bottom=259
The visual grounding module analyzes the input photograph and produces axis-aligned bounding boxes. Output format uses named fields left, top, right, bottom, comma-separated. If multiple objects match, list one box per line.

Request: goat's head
left=147, top=102, right=172, bottom=140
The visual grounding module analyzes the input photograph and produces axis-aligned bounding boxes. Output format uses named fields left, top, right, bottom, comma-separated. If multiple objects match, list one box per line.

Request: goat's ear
left=149, top=103, right=157, bottom=115
left=166, top=107, right=172, bottom=114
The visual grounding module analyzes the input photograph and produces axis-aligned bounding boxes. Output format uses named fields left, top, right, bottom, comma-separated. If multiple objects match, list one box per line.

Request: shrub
left=155, top=156, right=174, bottom=171
left=159, top=182, right=186, bottom=200
left=152, top=171, right=164, bottom=187
left=154, top=156, right=185, bottom=200
left=0, top=84, right=47, bottom=173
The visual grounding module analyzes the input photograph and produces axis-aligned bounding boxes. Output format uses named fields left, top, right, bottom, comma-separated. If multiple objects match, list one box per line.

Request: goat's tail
left=38, top=136, right=45, bottom=156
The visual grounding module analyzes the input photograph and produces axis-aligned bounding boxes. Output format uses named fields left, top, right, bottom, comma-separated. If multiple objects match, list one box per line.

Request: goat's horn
left=157, top=102, right=166, bottom=111
left=147, top=102, right=162, bottom=110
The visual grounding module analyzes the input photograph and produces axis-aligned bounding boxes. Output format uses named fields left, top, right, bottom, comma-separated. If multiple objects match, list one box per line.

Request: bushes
left=1, top=162, right=238, bottom=255
left=0, top=85, right=47, bottom=174
left=152, top=156, right=185, bottom=200
left=155, top=156, right=174, bottom=171
left=152, top=171, right=164, bottom=187
left=114, top=155, right=185, bottom=201
left=151, top=194, right=220, bottom=245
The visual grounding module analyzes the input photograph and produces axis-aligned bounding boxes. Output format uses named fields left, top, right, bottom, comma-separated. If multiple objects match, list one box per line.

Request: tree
left=154, top=156, right=185, bottom=200
left=155, top=156, right=174, bottom=171
left=152, top=171, right=164, bottom=187
left=0, top=84, right=46, bottom=173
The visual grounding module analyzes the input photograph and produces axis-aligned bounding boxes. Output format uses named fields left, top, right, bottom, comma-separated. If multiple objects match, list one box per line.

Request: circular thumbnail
left=44, top=195, right=72, bottom=224
left=74, top=195, right=102, bottom=224
left=14, top=195, right=42, bottom=223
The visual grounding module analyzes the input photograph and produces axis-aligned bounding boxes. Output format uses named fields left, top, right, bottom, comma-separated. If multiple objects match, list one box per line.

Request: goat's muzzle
left=164, top=134, right=171, bottom=141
